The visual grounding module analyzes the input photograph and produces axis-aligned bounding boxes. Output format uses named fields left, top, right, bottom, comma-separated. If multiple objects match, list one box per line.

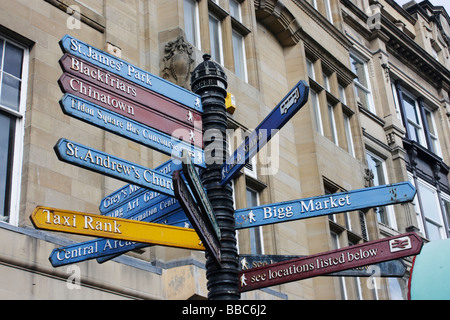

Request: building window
left=184, top=0, right=201, bottom=48
left=311, top=90, right=323, bottom=135
left=0, top=36, right=28, bottom=225
left=395, top=83, right=442, bottom=157
left=416, top=179, right=447, bottom=241
left=343, top=113, right=355, bottom=157
left=328, top=103, right=338, bottom=145
left=306, top=58, right=315, bottom=80
left=402, top=93, right=426, bottom=146
left=325, top=0, right=333, bottom=23
left=232, top=30, right=247, bottom=81
left=331, top=231, right=348, bottom=300
left=246, top=187, right=264, bottom=254
left=209, top=14, right=224, bottom=65
left=366, top=151, right=397, bottom=229
left=350, top=54, right=373, bottom=112
left=423, top=107, right=442, bottom=157
left=229, top=0, right=242, bottom=22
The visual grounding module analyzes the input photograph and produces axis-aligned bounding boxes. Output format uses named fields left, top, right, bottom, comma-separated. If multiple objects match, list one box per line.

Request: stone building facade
left=0, top=0, right=448, bottom=299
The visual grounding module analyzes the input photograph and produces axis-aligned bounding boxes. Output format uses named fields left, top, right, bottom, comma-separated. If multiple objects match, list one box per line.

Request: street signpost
left=54, top=139, right=177, bottom=197
left=238, top=232, right=423, bottom=293
left=220, top=80, right=309, bottom=185
left=59, top=35, right=202, bottom=113
left=58, top=73, right=203, bottom=148
left=181, top=150, right=220, bottom=240
left=238, top=254, right=407, bottom=278
left=235, top=182, right=417, bottom=230
left=173, top=170, right=221, bottom=267
left=31, top=206, right=205, bottom=251
left=59, top=94, right=204, bottom=165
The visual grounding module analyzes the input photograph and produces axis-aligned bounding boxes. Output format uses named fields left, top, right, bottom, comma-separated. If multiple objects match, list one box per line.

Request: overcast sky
left=394, top=0, right=450, bottom=15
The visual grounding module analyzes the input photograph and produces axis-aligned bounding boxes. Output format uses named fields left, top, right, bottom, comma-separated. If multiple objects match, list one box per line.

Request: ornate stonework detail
left=162, top=36, right=195, bottom=89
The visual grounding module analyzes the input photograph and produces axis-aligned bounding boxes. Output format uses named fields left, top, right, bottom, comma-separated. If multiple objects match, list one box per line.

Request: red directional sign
left=58, top=73, right=203, bottom=148
left=238, top=232, right=423, bottom=293
left=59, top=54, right=202, bottom=130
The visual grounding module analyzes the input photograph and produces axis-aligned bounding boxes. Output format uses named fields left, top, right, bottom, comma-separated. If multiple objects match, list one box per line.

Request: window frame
left=184, top=0, right=202, bottom=48
left=350, top=53, right=374, bottom=113
left=0, top=35, right=29, bottom=226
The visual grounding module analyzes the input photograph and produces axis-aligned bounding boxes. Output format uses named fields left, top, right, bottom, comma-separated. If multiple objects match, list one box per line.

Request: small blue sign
left=54, top=139, right=176, bottom=197
left=60, top=94, right=205, bottom=167
left=235, top=182, right=416, bottom=229
left=59, top=35, right=202, bottom=113
left=99, top=159, right=179, bottom=214
left=221, top=80, right=309, bottom=185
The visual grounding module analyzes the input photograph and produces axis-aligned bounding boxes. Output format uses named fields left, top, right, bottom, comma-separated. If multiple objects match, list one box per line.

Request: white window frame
left=209, top=13, right=224, bottom=65
left=366, top=151, right=397, bottom=230
left=343, top=113, right=355, bottom=157
left=184, top=0, right=202, bottom=48
left=0, top=36, right=29, bottom=227
left=229, top=0, right=242, bottom=22
left=423, top=106, right=442, bottom=157
left=350, top=53, right=374, bottom=113
left=328, top=103, right=339, bottom=145
left=306, top=58, right=315, bottom=80
left=414, top=178, right=447, bottom=241
left=325, top=0, right=333, bottom=23
left=232, top=30, right=248, bottom=82
left=311, top=90, right=323, bottom=135
left=401, top=90, right=427, bottom=147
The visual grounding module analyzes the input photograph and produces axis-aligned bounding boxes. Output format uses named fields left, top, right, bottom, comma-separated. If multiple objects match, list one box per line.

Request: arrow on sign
left=54, top=139, right=176, bottom=197
left=235, top=182, right=416, bottom=229
left=221, top=80, right=309, bottom=185
left=31, top=206, right=205, bottom=251
left=238, top=232, right=423, bottom=293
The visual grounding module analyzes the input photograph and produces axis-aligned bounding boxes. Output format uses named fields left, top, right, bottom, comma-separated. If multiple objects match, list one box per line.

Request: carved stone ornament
left=162, top=36, right=195, bottom=89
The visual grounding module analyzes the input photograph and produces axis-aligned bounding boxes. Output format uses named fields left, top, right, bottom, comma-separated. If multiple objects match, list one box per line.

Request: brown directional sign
left=238, top=232, right=423, bottom=293
left=58, top=73, right=203, bottom=148
left=173, top=170, right=221, bottom=267
left=59, top=54, right=202, bottom=130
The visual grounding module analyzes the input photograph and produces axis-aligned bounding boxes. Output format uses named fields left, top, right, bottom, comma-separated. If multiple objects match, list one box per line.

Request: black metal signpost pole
left=191, top=54, right=239, bottom=300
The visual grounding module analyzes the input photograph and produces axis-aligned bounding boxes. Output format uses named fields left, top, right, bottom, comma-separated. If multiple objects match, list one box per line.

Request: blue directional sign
left=60, top=94, right=205, bottom=166
left=59, top=35, right=202, bottom=113
left=235, top=182, right=416, bottom=229
left=221, top=80, right=309, bottom=185
left=99, top=159, right=179, bottom=214
left=54, top=139, right=176, bottom=197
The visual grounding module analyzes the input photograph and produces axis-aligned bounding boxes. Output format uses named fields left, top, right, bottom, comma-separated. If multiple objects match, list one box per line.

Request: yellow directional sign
left=30, top=206, right=205, bottom=251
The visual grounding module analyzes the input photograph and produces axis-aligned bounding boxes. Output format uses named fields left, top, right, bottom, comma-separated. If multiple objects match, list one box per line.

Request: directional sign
left=59, top=94, right=204, bottom=166
left=54, top=139, right=176, bottom=197
left=238, top=254, right=406, bottom=277
left=221, top=80, right=309, bottom=185
left=59, top=35, right=202, bottom=113
left=31, top=206, right=205, bottom=251
left=49, top=192, right=184, bottom=267
left=59, top=53, right=203, bottom=130
left=238, top=232, right=423, bottom=292
left=182, top=150, right=220, bottom=240
left=235, top=182, right=416, bottom=230
left=99, top=159, right=180, bottom=214
left=173, top=171, right=221, bottom=266
left=58, top=73, right=203, bottom=148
